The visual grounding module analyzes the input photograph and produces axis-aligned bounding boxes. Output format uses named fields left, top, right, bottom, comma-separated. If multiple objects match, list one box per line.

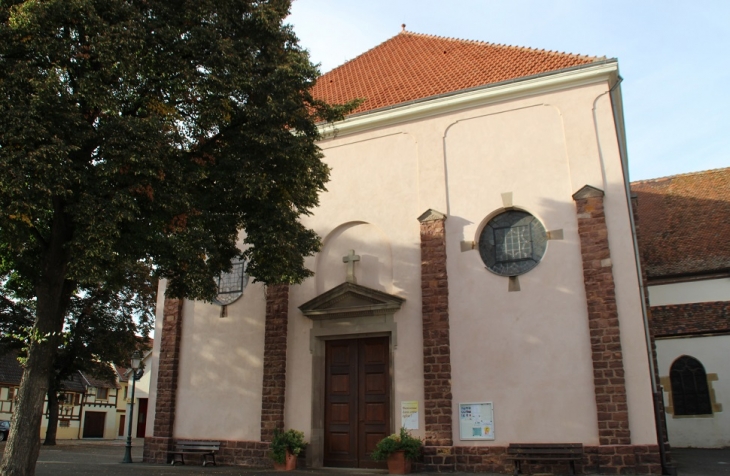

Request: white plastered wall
left=147, top=273, right=267, bottom=442
left=649, top=278, right=730, bottom=306
left=173, top=281, right=267, bottom=441
left=127, top=356, right=152, bottom=439
left=656, top=335, right=730, bottom=448
left=144, top=279, right=165, bottom=438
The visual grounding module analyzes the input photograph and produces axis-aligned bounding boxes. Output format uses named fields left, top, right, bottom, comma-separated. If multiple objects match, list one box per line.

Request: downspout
left=608, top=76, right=675, bottom=476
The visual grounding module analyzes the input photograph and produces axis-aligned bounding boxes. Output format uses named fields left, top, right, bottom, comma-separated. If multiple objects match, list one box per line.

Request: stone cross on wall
left=342, top=249, right=360, bottom=284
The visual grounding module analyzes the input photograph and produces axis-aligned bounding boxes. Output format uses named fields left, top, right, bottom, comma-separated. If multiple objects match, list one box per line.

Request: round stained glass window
left=478, top=210, right=547, bottom=276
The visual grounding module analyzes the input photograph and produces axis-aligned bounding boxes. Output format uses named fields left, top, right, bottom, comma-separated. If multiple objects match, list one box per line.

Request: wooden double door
left=324, top=337, right=390, bottom=468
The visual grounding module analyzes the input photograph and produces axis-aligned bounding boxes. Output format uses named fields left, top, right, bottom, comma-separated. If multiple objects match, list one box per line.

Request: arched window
left=670, top=355, right=712, bottom=416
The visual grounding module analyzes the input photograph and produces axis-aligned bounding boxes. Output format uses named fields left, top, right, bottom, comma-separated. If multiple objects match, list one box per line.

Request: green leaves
left=0, top=0, right=357, bottom=303
left=371, top=428, right=423, bottom=462
left=269, top=428, right=307, bottom=464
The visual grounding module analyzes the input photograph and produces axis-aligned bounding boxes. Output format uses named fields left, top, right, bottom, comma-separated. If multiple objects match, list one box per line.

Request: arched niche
left=316, top=222, right=393, bottom=295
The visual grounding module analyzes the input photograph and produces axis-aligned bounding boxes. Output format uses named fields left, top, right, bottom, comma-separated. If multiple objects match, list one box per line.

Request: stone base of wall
left=143, top=436, right=173, bottom=463
left=144, top=438, right=662, bottom=474
left=421, top=445, right=456, bottom=472
left=453, top=446, right=508, bottom=473
left=586, top=445, right=663, bottom=475
left=423, top=444, right=662, bottom=474
left=143, top=437, right=271, bottom=467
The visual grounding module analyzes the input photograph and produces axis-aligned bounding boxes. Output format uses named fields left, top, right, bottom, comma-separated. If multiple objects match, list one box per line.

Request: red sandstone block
left=638, top=452, right=661, bottom=464
left=635, top=464, right=654, bottom=474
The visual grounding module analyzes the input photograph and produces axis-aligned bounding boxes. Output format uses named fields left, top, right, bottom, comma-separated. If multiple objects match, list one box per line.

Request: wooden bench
left=169, top=441, right=220, bottom=466
left=505, top=443, right=584, bottom=475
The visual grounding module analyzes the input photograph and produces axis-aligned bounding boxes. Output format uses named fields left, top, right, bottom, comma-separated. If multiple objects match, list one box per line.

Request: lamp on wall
left=122, top=350, right=144, bottom=463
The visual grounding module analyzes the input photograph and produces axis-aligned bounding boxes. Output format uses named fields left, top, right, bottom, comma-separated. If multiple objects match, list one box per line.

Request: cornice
left=319, top=61, right=619, bottom=139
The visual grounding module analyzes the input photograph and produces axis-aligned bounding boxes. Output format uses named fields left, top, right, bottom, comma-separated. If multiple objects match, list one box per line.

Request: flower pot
left=387, top=450, right=411, bottom=474
left=273, top=449, right=297, bottom=471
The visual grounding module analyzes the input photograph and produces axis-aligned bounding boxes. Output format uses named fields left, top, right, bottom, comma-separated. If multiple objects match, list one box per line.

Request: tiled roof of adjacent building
left=80, top=370, right=118, bottom=389
left=0, top=350, right=117, bottom=389
left=0, top=352, right=24, bottom=385
left=62, top=373, right=87, bottom=393
left=115, top=364, right=129, bottom=383
left=631, top=167, right=730, bottom=279
left=311, top=30, right=602, bottom=115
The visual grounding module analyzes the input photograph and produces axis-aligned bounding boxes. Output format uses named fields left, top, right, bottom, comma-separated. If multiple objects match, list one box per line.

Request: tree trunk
left=43, top=384, right=59, bottom=446
left=0, top=201, right=74, bottom=476
left=0, top=321, right=62, bottom=476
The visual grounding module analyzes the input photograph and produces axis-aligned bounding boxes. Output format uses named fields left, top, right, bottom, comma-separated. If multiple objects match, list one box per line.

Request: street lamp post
left=122, top=350, right=143, bottom=464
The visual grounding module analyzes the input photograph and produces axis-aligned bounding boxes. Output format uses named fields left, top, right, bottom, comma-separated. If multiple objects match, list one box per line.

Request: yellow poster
left=401, top=401, right=419, bottom=430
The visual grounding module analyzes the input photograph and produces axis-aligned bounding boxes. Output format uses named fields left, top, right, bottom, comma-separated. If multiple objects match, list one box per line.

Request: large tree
left=43, top=265, right=155, bottom=446
left=0, top=263, right=154, bottom=447
left=0, top=1, right=352, bottom=474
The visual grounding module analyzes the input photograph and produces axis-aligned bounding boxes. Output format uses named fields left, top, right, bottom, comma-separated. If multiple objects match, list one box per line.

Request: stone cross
left=342, top=249, right=360, bottom=284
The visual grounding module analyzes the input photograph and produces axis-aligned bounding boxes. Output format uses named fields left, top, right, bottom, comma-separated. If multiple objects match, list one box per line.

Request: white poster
left=459, top=402, right=494, bottom=440
left=401, top=401, right=419, bottom=430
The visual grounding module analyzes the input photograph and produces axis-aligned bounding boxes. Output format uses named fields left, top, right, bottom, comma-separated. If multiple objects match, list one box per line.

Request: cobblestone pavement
left=2, top=440, right=729, bottom=475
left=671, top=448, right=730, bottom=476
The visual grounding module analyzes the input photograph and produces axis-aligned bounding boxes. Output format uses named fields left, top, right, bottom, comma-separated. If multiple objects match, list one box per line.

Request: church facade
left=143, top=32, right=665, bottom=474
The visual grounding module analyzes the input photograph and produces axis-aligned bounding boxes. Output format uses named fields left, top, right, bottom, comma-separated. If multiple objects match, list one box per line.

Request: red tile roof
left=0, top=352, right=112, bottom=391
left=312, top=31, right=601, bottom=115
left=79, top=369, right=118, bottom=389
left=115, top=364, right=129, bottom=383
left=631, top=167, right=730, bottom=279
left=0, top=352, right=24, bottom=386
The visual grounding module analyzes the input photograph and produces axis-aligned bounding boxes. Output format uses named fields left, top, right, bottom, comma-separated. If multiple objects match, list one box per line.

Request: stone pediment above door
left=299, top=282, right=405, bottom=320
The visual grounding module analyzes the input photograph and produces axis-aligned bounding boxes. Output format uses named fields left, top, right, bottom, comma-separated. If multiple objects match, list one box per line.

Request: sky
left=288, top=0, right=730, bottom=181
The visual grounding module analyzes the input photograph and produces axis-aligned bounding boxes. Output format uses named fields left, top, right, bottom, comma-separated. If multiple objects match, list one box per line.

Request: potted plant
left=270, top=429, right=307, bottom=471
left=371, top=427, right=422, bottom=474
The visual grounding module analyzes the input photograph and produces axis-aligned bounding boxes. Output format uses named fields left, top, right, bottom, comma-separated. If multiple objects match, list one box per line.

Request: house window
left=478, top=210, right=548, bottom=276
left=96, top=388, right=109, bottom=400
left=59, top=420, right=70, bottom=427
left=61, top=393, right=81, bottom=406
left=124, top=386, right=128, bottom=400
left=670, top=355, right=712, bottom=416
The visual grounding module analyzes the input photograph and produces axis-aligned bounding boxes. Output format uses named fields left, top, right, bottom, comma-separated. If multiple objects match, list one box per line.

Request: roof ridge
left=322, top=30, right=601, bottom=76
left=631, top=166, right=730, bottom=185
left=314, top=30, right=605, bottom=115
left=78, top=370, right=91, bottom=387
left=400, top=30, right=603, bottom=61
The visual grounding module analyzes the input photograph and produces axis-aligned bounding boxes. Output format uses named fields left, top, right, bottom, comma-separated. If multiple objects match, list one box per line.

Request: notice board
left=458, top=402, right=494, bottom=440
